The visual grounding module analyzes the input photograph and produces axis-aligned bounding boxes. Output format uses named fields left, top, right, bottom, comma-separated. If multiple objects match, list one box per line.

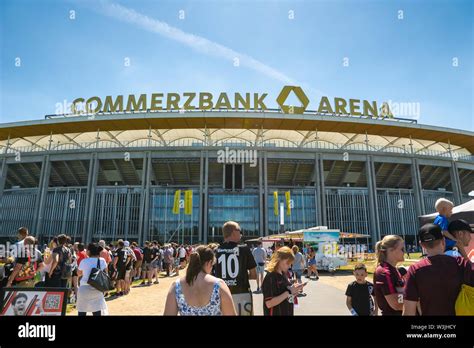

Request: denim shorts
left=294, top=269, right=304, bottom=280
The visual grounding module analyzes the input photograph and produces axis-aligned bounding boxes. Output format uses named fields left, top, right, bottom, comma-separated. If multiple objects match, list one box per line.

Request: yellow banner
left=273, top=191, right=279, bottom=216
left=184, top=190, right=193, bottom=215
left=172, top=190, right=181, bottom=214
left=285, top=191, right=291, bottom=216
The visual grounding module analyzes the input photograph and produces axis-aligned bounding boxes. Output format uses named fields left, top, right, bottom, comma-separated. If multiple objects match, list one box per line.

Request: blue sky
left=0, top=0, right=472, bottom=130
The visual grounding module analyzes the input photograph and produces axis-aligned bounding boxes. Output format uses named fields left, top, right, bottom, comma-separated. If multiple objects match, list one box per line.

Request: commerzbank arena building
left=0, top=86, right=473, bottom=246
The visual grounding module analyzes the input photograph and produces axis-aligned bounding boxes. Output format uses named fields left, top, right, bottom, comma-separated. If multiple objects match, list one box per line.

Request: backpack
left=455, top=267, right=474, bottom=316
left=60, top=247, right=73, bottom=280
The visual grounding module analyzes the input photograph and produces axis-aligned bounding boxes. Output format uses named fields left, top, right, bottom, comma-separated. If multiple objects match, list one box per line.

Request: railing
left=1, top=138, right=472, bottom=161
left=44, top=107, right=418, bottom=124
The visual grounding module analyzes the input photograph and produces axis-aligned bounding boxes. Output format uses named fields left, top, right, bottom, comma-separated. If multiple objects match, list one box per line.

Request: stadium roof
left=0, top=111, right=472, bottom=155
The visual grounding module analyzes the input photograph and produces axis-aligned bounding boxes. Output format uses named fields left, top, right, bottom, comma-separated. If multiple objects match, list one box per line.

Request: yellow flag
left=184, top=190, right=193, bottom=215
left=172, top=190, right=181, bottom=214
left=273, top=191, right=279, bottom=216
left=285, top=191, right=291, bottom=216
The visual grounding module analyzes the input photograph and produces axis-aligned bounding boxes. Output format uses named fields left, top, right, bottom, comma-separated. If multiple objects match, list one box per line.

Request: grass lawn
left=339, top=252, right=422, bottom=274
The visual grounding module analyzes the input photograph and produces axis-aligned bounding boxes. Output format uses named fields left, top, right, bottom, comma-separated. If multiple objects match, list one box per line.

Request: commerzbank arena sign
left=71, top=85, right=394, bottom=118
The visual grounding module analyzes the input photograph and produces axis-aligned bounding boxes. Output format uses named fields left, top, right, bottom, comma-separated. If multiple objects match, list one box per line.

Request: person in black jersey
left=262, top=246, right=305, bottom=316
left=214, top=221, right=257, bottom=315
left=113, top=240, right=131, bottom=296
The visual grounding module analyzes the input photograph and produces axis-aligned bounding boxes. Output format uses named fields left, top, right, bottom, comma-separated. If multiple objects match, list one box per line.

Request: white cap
left=98, top=240, right=106, bottom=248
left=124, top=241, right=130, bottom=247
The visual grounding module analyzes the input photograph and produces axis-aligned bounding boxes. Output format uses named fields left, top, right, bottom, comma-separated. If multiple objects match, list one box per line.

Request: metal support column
left=137, top=153, right=148, bottom=245
left=203, top=151, right=209, bottom=243
left=450, top=161, right=463, bottom=205
left=318, top=155, right=327, bottom=226
left=365, top=155, right=380, bottom=245
left=142, top=152, right=152, bottom=243
left=35, top=155, right=52, bottom=241
left=313, top=154, right=322, bottom=225
left=84, top=154, right=99, bottom=243
left=0, top=157, right=7, bottom=198
left=263, top=151, right=268, bottom=236
left=410, top=158, right=425, bottom=216
left=199, top=151, right=204, bottom=242
left=258, top=155, right=264, bottom=236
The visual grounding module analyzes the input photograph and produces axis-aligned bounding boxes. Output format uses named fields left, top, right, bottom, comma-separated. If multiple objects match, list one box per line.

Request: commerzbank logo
left=69, top=85, right=394, bottom=119
left=276, top=85, right=310, bottom=114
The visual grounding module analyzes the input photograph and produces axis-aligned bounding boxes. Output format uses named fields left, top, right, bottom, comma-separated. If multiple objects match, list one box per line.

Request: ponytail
left=375, top=235, right=403, bottom=265
left=185, top=245, right=215, bottom=286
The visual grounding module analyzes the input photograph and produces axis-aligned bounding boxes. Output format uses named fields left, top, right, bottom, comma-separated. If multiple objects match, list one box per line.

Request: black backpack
left=60, top=247, right=73, bottom=279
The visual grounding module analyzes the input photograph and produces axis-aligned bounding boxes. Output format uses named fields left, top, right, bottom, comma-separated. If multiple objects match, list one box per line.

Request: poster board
left=0, top=287, right=68, bottom=316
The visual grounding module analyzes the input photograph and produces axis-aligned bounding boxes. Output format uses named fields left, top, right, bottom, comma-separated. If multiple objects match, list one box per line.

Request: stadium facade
left=0, top=101, right=473, bottom=247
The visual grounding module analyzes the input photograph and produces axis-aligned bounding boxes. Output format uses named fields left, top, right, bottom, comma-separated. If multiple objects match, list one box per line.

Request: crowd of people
left=0, top=231, right=194, bottom=316
left=1, top=197, right=473, bottom=316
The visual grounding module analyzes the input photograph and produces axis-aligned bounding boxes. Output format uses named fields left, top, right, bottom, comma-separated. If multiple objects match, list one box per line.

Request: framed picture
left=0, top=287, right=68, bottom=316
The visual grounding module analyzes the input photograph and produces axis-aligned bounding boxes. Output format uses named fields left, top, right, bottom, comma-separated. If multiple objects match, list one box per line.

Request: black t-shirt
left=261, top=271, right=293, bottom=316
left=143, top=247, right=153, bottom=263
left=214, top=242, right=257, bottom=294
left=51, top=246, right=71, bottom=277
left=151, top=247, right=159, bottom=261
left=115, top=248, right=130, bottom=269
left=345, top=281, right=375, bottom=316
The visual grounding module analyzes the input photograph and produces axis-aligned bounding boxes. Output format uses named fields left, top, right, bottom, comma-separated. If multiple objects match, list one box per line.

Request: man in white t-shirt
left=251, top=241, right=267, bottom=292
left=178, top=245, right=187, bottom=269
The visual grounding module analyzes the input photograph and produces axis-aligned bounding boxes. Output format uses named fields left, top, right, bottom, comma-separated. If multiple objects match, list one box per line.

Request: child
left=345, top=263, right=377, bottom=316
left=433, top=198, right=467, bottom=258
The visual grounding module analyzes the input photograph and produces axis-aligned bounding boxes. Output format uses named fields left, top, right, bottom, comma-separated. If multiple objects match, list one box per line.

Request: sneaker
left=297, top=292, right=307, bottom=297
left=154, top=280, right=159, bottom=284
left=140, top=280, right=146, bottom=285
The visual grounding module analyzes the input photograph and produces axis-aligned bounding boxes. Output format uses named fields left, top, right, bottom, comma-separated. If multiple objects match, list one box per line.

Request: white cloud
left=95, top=0, right=298, bottom=84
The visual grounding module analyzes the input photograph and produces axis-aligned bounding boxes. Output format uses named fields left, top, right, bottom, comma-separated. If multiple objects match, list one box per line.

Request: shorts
left=308, top=259, right=316, bottom=266
left=125, top=269, right=131, bottom=279
left=144, top=262, right=154, bottom=271
left=151, top=260, right=160, bottom=269
left=294, top=269, right=303, bottom=281
left=256, top=264, right=265, bottom=274
left=232, top=293, right=253, bottom=316
left=72, top=268, right=78, bottom=277
left=179, top=257, right=186, bottom=263
left=116, top=267, right=126, bottom=280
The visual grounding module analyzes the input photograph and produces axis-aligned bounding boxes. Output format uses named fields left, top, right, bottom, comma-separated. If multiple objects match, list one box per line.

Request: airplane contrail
left=95, top=0, right=298, bottom=84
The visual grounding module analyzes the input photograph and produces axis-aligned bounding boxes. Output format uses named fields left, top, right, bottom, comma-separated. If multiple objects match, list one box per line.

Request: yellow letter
left=199, top=93, right=213, bottom=110
left=85, top=96, right=102, bottom=114
left=103, top=95, right=124, bottom=113
left=215, top=93, right=232, bottom=109
left=349, top=99, right=361, bottom=116
left=150, top=93, right=163, bottom=111
left=126, top=94, right=147, bottom=112
left=167, top=93, right=180, bottom=110
left=334, top=98, right=348, bottom=115
left=317, top=96, right=334, bottom=114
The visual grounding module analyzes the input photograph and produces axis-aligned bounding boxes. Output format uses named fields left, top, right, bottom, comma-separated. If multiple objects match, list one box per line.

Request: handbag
left=87, top=258, right=113, bottom=292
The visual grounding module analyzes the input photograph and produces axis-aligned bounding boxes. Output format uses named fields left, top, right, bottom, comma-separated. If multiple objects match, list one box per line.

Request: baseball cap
left=448, top=219, right=474, bottom=234
left=124, top=241, right=130, bottom=247
left=418, top=223, right=443, bottom=242
left=98, top=240, right=106, bottom=248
